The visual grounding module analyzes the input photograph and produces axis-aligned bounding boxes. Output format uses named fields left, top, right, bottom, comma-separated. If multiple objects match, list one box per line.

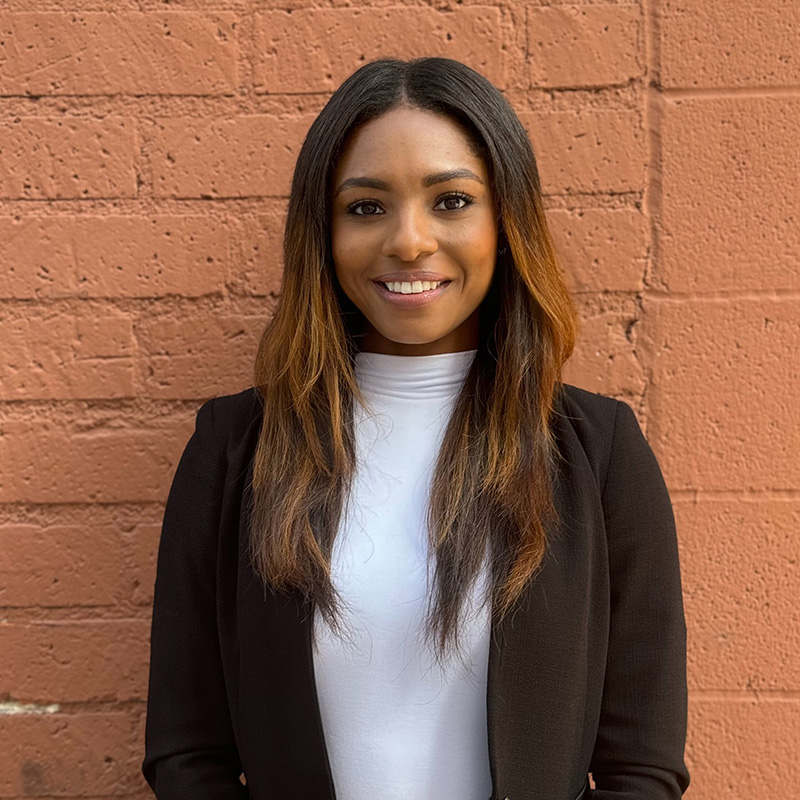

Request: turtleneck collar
left=354, top=349, right=478, bottom=400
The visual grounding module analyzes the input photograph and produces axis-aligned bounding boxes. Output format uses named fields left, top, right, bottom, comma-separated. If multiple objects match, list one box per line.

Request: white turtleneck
left=311, top=349, right=493, bottom=800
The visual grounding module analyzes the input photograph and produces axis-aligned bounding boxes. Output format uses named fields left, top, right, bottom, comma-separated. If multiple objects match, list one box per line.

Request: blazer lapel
left=485, top=415, right=606, bottom=798
left=236, top=458, right=337, bottom=798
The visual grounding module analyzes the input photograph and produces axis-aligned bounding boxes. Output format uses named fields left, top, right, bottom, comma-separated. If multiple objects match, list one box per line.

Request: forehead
left=334, top=107, right=486, bottom=177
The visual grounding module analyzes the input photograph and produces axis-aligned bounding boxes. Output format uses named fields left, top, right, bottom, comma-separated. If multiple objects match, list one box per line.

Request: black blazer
left=142, top=383, right=690, bottom=800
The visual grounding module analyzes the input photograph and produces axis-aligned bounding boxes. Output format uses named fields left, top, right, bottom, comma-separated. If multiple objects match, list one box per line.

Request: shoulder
left=206, top=385, right=263, bottom=426
left=199, top=386, right=264, bottom=461
left=557, top=383, right=622, bottom=452
left=556, top=383, right=642, bottom=490
left=559, top=384, right=667, bottom=502
left=558, top=383, right=620, bottom=428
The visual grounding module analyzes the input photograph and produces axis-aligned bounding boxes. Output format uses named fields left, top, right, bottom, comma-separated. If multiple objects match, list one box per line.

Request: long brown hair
left=248, top=57, right=578, bottom=665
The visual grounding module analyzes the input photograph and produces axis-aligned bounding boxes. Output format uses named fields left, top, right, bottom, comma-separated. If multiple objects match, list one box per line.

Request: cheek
left=331, top=224, right=369, bottom=269
left=474, top=230, right=498, bottom=260
left=453, top=220, right=498, bottom=266
left=450, top=207, right=497, bottom=247
left=331, top=227, right=355, bottom=280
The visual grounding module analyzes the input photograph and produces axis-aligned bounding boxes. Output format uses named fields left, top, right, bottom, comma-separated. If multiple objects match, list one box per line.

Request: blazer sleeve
left=142, top=398, right=248, bottom=798
left=589, top=400, right=691, bottom=799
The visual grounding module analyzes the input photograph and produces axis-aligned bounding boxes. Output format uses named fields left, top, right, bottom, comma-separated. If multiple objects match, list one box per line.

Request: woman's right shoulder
left=200, top=386, right=264, bottom=460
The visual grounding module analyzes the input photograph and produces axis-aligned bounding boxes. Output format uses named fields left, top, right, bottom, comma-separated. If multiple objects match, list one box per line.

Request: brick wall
left=0, top=0, right=797, bottom=796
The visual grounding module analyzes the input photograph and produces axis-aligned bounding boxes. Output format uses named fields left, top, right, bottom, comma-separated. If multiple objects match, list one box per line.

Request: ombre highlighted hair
left=248, top=57, right=579, bottom=665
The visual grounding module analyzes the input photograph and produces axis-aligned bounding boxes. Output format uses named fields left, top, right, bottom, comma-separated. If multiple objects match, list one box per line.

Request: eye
left=347, top=200, right=384, bottom=217
left=435, top=191, right=475, bottom=211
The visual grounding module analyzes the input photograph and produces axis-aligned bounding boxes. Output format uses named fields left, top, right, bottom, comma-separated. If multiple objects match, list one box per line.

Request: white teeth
left=383, top=280, right=444, bottom=294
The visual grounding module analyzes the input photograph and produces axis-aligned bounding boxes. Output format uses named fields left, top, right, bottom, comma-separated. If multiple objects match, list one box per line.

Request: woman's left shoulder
left=556, top=382, right=625, bottom=452
left=556, top=384, right=652, bottom=488
left=558, top=383, right=621, bottom=427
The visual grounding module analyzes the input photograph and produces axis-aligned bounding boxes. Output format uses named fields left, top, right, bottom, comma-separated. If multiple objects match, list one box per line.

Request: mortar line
left=639, top=0, right=665, bottom=428
left=664, top=85, right=800, bottom=100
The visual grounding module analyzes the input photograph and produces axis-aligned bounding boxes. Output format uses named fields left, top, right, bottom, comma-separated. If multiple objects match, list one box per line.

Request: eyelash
left=345, top=191, right=476, bottom=217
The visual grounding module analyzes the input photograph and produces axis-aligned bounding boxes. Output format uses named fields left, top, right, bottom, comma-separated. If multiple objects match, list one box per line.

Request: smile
left=372, top=280, right=452, bottom=308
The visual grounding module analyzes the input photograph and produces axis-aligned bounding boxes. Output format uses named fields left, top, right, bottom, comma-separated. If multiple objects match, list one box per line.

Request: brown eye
left=348, top=201, right=383, bottom=216
left=436, top=192, right=475, bottom=211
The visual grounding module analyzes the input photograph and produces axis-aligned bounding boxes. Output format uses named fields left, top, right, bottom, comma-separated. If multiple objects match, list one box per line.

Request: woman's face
left=330, top=105, right=499, bottom=356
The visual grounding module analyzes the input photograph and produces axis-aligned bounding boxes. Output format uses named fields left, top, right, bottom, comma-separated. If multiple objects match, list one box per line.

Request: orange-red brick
left=640, top=297, right=800, bottom=491
left=547, top=206, right=647, bottom=293
left=0, top=118, right=136, bottom=199
left=0, top=420, right=194, bottom=503
left=254, top=8, right=505, bottom=94
left=677, top=499, right=800, bottom=692
left=128, top=523, right=161, bottom=607
left=687, top=698, right=800, bottom=794
left=0, top=712, right=143, bottom=795
left=0, top=311, right=134, bottom=400
left=0, top=620, right=150, bottom=703
left=138, top=313, right=265, bottom=399
left=150, top=115, right=313, bottom=198
left=522, top=110, right=645, bottom=194
left=0, top=525, right=123, bottom=606
left=661, top=0, right=800, bottom=88
left=528, top=4, right=643, bottom=88
left=0, top=216, right=230, bottom=299
left=236, top=209, right=288, bottom=297
left=562, top=296, right=644, bottom=398
left=659, top=97, right=800, bottom=292
left=0, top=12, right=238, bottom=96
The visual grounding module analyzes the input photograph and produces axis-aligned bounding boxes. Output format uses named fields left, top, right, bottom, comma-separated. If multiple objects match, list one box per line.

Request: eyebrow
left=334, top=168, right=484, bottom=197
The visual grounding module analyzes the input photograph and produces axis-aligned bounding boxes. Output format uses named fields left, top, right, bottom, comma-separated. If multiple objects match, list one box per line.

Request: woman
left=142, top=57, right=690, bottom=800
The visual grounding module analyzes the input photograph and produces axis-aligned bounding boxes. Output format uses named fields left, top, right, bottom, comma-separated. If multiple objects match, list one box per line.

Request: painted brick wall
left=0, top=1, right=797, bottom=796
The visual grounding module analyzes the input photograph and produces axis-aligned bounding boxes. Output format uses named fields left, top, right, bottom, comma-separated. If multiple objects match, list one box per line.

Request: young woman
left=142, top=57, right=690, bottom=800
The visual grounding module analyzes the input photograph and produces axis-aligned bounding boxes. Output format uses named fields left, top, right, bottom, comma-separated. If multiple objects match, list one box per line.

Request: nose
left=380, top=204, right=439, bottom=262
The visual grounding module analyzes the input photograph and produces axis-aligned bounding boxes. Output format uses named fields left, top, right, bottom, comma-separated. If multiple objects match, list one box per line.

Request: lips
left=373, top=278, right=451, bottom=307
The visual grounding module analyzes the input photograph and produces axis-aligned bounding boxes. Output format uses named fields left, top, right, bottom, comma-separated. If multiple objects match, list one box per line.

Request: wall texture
left=0, top=0, right=797, bottom=796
